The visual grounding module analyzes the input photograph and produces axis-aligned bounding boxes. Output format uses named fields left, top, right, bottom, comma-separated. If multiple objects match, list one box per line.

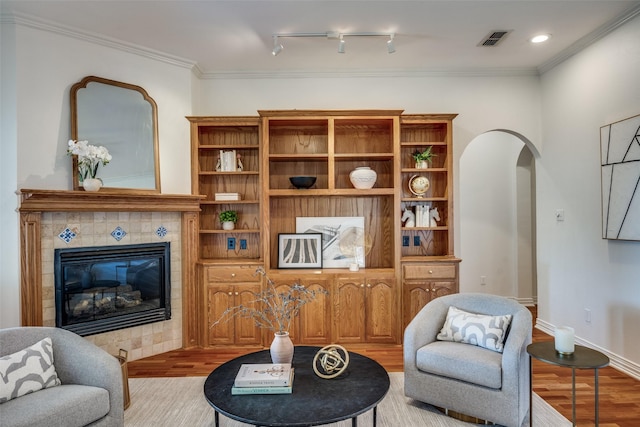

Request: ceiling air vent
left=478, top=30, right=511, bottom=47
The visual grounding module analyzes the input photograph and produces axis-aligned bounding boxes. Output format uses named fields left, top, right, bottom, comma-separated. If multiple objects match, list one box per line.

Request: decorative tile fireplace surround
left=19, top=190, right=203, bottom=361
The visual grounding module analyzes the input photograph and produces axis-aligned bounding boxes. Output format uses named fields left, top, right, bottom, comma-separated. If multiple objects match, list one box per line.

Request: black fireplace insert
left=54, top=242, right=171, bottom=336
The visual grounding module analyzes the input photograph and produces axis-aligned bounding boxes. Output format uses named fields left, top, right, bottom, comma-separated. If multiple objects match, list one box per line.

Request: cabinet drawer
left=403, top=264, right=456, bottom=280
left=206, top=267, right=261, bottom=283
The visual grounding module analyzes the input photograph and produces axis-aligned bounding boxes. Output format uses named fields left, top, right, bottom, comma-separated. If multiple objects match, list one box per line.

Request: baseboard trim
left=535, top=319, right=640, bottom=381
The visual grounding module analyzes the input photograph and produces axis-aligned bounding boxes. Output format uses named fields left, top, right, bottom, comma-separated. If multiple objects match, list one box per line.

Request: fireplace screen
left=55, top=242, right=170, bottom=336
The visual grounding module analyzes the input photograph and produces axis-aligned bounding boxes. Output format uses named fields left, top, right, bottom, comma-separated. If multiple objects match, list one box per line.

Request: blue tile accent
left=58, top=227, right=77, bottom=243
left=111, top=226, right=127, bottom=241
left=156, top=225, right=168, bottom=238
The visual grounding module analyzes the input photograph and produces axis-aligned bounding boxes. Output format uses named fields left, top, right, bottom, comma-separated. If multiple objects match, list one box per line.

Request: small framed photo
left=278, top=233, right=323, bottom=269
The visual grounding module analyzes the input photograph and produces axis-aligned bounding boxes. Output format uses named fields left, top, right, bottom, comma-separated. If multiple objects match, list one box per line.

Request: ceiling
left=2, top=0, right=640, bottom=77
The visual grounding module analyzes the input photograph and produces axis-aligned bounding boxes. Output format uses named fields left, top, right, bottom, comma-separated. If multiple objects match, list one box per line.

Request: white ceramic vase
left=82, top=178, right=102, bottom=192
left=270, top=331, right=294, bottom=364
left=349, top=167, right=377, bottom=189
left=222, top=221, right=235, bottom=230
left=415, top=160, right=428, bottom=169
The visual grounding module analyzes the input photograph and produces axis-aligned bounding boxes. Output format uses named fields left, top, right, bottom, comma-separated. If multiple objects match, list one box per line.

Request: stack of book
left=214, top=192, right=241, bottom=201
left=415, top=204, right=431, bottom=227
left=231, top=363, right=294, bottom=395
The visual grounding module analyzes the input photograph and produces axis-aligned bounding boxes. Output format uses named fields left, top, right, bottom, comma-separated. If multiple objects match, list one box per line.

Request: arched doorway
left=459, top=130, right=538, bottom=304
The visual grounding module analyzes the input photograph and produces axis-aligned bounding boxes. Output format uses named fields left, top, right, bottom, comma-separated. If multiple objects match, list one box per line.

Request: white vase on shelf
left=82, top=178, right=102, bottom=192
left=349, top=167, right=377, bottom=189
left=270, top=331, right=294, bottom=364
left=222, top=221, right=235, bottom=230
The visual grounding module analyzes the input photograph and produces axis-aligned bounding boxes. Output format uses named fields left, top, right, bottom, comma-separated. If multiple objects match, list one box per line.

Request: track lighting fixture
left=338, top=35, right=345, bottom=54
left=387, top=34, right=396, bottom=54
left=271, top=31, right=396, bottom=56
left=272, top=36, right=283, bottom=56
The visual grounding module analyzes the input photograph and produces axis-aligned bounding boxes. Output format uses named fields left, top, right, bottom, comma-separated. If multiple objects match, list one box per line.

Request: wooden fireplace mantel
left=19, top=189, right=204, bottom=349
left=19, top=189, right=204, bottom=212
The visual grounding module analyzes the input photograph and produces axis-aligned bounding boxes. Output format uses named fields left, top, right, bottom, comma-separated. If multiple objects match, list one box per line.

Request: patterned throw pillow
left=436, top=306, right=513, bottom=353
left=0, top=337, right=61, bottom=403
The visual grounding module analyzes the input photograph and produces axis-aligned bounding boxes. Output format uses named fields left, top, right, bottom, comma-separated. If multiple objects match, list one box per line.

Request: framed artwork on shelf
left=600, top=113, right=640, bottom=241
left=296, top=217, right=366, bottom=268
left=277, top=233, right=323, bottom=269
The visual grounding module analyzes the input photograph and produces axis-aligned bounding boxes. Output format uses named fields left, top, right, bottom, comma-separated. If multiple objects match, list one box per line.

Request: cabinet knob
left=231, top=273, right=236, bottom=278
left=360, top=283, right=365, bottom=288
left=429, top=270, right=433, bottom=274
left=426, top=288, right=430, bottom=292
left=366, top=283, right=371, bottom=288
left=235, top=292, right=239, bottom=296
left=228, top=292, right=232, bottom=296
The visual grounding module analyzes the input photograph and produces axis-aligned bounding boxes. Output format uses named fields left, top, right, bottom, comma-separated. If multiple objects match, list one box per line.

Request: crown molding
left=2, top=12, right=196, bottom=71
left=197, top=67, right=540, bottom=80
left=537, top=3, right=640, bottom=74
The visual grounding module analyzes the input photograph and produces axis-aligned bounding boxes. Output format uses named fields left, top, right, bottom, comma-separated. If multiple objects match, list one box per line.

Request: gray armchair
left=404, top=293, right=532, bottom=427
left=0, top=327, right=124, bottom=427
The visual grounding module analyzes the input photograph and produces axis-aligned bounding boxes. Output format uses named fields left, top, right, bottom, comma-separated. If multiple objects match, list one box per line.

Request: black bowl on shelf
left=289, top=176, right=317, bottom=189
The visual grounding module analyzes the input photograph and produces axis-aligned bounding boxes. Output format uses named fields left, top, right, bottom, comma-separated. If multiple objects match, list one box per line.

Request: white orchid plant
left=67, top=140, right=112, bottom=181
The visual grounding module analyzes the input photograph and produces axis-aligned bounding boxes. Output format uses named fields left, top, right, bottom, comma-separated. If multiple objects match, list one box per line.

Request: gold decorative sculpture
left=312, top=344, right=350, bottom=379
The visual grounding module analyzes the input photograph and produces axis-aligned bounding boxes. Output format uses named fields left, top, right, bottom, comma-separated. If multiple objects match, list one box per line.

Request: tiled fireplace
left=19, top=190, right=202, bottom=361
left=42, top=211, right=180, bottom=360
left=55, top=242, right=172, bottom=336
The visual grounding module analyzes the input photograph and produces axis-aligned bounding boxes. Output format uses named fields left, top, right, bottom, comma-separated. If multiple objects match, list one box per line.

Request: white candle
left=554, top=326, right=575, bottom=354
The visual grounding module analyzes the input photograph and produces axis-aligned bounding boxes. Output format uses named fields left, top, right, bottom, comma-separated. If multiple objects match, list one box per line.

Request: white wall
left=0, top=22, right=194, bottom=327
left=459, top=131, right=525, bottom=296
left=1, top=19, right=19, bottom=328
left=537, top=14, right=640, bottom=368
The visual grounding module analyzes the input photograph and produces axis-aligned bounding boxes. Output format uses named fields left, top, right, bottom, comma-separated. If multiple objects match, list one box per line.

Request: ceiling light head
left=530, top=34, right=551, bottom=44
left=387, top=33, right=396, bottom=54
left=338, top=35, right=345, bottom=54
left=272, top=36, right=284, bottom=56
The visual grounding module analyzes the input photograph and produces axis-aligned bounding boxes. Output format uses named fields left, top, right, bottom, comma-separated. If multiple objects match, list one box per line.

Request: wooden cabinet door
left=207, top=283, right=261, bottom=346
left=402, top=280, right=457, bottom=329
left=298, top=278, right=332, bottom=345
left=334, top=277, right=366, bottom=343
left=233, top=284, right=262, bottom=345
left=207, top=285, right=235, bottom=345
left=365, top=276, right=397, bottom=343
left=430, top=281, right=457, bottom=299
left=403, top=282, right=431, bottom=330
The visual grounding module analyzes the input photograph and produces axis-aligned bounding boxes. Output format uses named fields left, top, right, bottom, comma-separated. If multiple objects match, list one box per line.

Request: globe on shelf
left=408, top=175, right=430, bottom=198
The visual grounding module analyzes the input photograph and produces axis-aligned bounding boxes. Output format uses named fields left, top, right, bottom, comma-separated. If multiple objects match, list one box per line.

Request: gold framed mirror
left=70, top=76, right=160, bottom=192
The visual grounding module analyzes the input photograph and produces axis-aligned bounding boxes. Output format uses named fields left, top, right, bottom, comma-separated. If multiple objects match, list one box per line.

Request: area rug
left=125, top=373, right=570, bottom=427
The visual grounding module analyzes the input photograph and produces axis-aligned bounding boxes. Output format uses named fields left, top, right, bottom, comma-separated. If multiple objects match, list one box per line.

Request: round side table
left=527, top=342, right=609, bottom=426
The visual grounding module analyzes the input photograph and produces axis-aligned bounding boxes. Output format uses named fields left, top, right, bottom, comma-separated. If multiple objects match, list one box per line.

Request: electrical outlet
left=585, top=308, right=592, bottom=323
left=227, top=237, right=236, bottom=250
left=413, top=236, right=421, bottom=246
left=240, top=239, right=247, bottom=250
left=402, top=236, right=410, bottom=247
left=481, top=276, right=487, bottom=286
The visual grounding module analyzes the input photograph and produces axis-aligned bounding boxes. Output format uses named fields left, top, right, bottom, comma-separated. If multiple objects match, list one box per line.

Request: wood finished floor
left=128, top=308, right=640, bottom=426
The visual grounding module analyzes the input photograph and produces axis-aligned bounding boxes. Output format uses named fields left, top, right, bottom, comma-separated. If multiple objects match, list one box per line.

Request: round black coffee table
left=204, top=346, right=390, bottom=427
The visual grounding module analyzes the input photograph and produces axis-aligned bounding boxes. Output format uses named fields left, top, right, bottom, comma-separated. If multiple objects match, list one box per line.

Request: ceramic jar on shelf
left=349, top=167, right=377, bottom=189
